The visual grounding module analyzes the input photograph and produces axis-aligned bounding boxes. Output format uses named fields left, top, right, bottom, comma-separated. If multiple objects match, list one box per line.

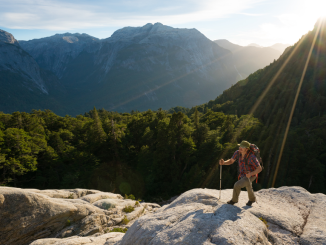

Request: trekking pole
left=219, top=164, right=222, bottom=199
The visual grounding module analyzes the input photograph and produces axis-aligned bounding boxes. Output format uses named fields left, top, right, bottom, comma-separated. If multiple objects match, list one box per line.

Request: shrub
left=110, top=227, right=128, bottom=233
left=135, top=201, right=140, bottom=207
left=123, top=205, right=135, bottom=213
left=67, top=193, right=74, bottom=199
left=122, top=215, right=130, bottom=225
left=66, top=219, right=71, bottom=226
left=259, top=217, right=269, bottom=228
left=124, top=194, right=135, bottom=200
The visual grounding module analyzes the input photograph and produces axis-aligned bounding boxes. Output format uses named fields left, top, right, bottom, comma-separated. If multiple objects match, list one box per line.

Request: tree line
left=0, top=108, right=264, bottom=201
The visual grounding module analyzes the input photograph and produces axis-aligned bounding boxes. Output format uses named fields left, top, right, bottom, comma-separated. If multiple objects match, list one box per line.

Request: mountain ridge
left=214, top=39, right=283, bottom=79
left=17, top=23, right=239, bottom=115
left=1, top=24, right=292, bottom=116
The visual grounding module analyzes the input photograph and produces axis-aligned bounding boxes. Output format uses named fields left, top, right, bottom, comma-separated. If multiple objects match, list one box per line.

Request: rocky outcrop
left=119, top=187, right=326, bottom=245
left=30, top=232, right=124, bottom=245
left=0, top=187, right=159, bottom=245
left=2, top=186, right=324, bottom=245
left=0, top=30, right=19, bottom=46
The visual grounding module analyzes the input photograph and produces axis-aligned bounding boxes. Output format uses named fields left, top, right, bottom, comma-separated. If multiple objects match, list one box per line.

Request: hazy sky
left=0, top=0, right=325, bottom=46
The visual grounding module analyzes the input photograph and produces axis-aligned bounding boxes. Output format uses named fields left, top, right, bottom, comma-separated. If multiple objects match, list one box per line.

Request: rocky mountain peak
left=18, top=32, right=101, bottom=79
left=107, top=23, right=204, bottom=44
left=247, top=43, right=263, bottom=47
left=62, top=35, right=79, bottom=43
left=59, top=32, right=99, bottom=42
left=24, top=32, right=100, bottom=44
left=0, top=29, right=19, bottom=46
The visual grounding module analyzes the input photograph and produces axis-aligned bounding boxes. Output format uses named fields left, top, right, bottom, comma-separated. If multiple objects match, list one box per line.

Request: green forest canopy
left=0, top=104, right=325, bottom=201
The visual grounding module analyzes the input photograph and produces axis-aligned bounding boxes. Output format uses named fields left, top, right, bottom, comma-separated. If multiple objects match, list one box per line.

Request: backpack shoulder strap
left=234, top=150, right=240, bottom=162
left=244, top=150, right=253, bottom=166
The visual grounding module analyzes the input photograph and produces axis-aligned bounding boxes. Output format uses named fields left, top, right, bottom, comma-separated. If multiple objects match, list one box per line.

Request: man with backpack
left=219, top=140, right=262, bottom=206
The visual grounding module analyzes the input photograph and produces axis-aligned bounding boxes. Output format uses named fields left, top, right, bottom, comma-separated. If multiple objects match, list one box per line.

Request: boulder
left=300, top=193, right=326, bottom=244
left=25, top=188, right=102, bottom=199
left=0, top=187, right=159, bottom=245
left=0, top=187, right=115, bottom=245
left=93, top=199, right=136, bottom=211
left=119, top=187, right=326, bottom=245
left=80, top=193, right=123, bottom=204
left=30, top=232, right=124, bottom=245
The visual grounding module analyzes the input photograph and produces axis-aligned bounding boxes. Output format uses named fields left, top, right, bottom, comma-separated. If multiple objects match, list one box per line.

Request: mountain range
left=214, top=39, right=290, bottom=79
left=1, top=23, right=288, bottom=115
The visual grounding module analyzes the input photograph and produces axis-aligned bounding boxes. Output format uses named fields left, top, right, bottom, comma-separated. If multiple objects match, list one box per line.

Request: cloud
left=240, top=13, right=265, bottom=16
left=0, top=0, right=264, bottom=30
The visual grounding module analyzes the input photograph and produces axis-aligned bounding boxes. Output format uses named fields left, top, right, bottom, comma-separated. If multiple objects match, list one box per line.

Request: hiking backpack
left=235, top=144, right=263, bottom=183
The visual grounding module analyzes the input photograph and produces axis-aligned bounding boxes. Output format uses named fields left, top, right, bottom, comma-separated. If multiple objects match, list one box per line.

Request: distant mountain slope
left=212, top=21, right=325, bottom=118
left=0, top=30, right=67, bottom=114
left=19, top=33, right=101, bottom=79
left=269, top=43, right=291, bottom=53
left=19, top=23, right=239, bottom=114
left=247, top=43, right=263, bottom=48
left=0, top=30, right=47, bottom=94
left=214, top=39, right=282, bottom=79
left=213, top=39, right=242, bottom=52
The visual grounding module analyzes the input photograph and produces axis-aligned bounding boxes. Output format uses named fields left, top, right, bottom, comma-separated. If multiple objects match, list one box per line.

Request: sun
left=300, top=0, right=326, bottom=22
left=278, top=0, right=326, bottom=44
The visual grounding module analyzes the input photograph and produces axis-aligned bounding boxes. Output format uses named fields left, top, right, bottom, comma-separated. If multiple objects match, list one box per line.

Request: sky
left=0, top=0, right=325, bottom=46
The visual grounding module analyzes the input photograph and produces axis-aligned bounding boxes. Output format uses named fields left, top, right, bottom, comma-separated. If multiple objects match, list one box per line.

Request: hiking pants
left=232, top=176, right=256, bottom=203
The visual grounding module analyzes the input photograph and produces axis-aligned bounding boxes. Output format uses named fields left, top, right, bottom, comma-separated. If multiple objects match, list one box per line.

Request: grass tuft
left=66, top=219, right=71, bottom=226
left=259, top=217, right=269, bottom=228
left=122, top=215, right=130, bottom=225
left=123, top=205, right=135, bottom=213
left=124, top=194, right=135, bottom=200
left=67, top=193, right=74, bottom=199
left=110, top=227, right=128, bottom=233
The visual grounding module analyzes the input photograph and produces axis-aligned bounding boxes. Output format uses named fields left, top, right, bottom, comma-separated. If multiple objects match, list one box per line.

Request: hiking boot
left=227, top=200, right=237, bottom=205
left=246, top=200, right=255, bottom=206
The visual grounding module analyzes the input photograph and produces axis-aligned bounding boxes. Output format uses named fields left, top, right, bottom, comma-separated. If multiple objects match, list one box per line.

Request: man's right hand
left=219, top=159, right=225, bottom=165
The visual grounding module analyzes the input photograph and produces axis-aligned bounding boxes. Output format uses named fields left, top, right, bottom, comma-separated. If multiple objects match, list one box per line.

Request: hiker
left=219, top=140, right=262, bottom=206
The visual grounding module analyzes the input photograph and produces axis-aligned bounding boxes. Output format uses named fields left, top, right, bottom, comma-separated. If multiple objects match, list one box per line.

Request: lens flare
left=271, top=18, right=323, bottom=187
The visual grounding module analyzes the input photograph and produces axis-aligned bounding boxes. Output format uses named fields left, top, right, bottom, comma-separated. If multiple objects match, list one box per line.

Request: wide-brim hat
left=238, top=140, right=250, bottom=148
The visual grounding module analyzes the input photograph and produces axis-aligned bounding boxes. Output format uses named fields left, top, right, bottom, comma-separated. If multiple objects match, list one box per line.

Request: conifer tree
left=88, top=107, right=107, bottom=146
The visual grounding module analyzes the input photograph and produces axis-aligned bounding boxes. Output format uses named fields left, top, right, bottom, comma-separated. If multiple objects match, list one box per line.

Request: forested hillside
left=200, top=19, right=326, bottom=193
left=0, top=108, right=263, bottom=201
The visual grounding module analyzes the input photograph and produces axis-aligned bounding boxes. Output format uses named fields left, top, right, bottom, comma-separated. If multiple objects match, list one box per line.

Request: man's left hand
left=246, top=173, right=251, bottom=178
